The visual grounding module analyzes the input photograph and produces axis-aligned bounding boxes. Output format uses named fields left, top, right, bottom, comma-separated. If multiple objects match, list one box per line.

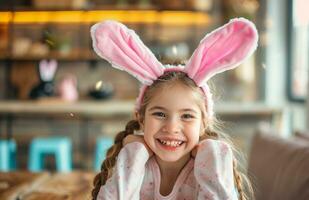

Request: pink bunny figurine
left=57, top=74, right=78, bottom=102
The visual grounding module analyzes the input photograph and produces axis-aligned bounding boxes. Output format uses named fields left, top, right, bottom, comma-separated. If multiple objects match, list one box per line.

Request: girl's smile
left=156, top=137, right=186, bottom=151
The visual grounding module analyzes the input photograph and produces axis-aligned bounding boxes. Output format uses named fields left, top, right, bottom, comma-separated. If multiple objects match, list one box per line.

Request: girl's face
left=140, top=82, right=205, bottom=163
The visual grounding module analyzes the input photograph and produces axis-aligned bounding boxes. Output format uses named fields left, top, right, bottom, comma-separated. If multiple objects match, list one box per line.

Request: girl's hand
left=191, top=135, right=208, bottom=158
left=191, top=145, right=199, bottom=158
left=123, top=135, right=153, bottom=157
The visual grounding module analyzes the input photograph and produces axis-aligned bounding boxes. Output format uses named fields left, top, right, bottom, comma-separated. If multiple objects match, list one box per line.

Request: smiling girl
left=90, top=18, right=258, bottom=200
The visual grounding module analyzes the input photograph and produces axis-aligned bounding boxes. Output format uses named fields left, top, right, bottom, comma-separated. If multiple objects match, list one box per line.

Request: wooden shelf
left=0, top=100, right=283, bottom=118
left=0, top=100, right=135, bottom=118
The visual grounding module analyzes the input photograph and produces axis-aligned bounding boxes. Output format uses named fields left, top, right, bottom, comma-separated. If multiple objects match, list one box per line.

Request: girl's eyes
left=151, top=112, right=195, bottom=120
left=181, top=114, right=195, bottom=120
left=152, top=112, right=166, bottom=118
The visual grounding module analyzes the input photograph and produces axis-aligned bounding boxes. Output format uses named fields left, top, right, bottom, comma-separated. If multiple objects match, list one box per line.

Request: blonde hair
left=92, top=71, right=254, bottom=200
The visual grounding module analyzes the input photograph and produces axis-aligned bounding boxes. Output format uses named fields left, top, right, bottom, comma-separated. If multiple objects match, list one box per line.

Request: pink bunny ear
left=39, top=59, right=57, bottom=81
left=185, top=18, right=258, bottom=86
left=91, top=20, right=164, bottom=85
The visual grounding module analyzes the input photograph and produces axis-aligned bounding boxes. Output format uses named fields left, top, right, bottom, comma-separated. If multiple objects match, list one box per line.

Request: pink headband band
left=91, top=18, right=258, bottom=118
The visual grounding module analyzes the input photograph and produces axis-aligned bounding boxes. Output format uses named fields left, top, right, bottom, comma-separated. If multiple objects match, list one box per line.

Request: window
left=288, top=0, right=309, bottom=101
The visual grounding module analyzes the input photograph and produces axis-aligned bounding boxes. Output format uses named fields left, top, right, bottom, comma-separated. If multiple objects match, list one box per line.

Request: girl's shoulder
left=122, top=141, right=149, bottom=153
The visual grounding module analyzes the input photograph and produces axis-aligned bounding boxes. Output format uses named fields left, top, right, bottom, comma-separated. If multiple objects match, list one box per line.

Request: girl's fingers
left=199, top=134, right=208, bottom=141
left=191, top=145, right=199, bottom=158
left=144, top=143, right=154, bottom=157
left=122, top=135, right=143, bottom=146
left=122, top=135, right=153, bottom=157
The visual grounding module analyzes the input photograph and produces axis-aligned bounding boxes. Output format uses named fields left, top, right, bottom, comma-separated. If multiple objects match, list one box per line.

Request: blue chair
left=0, top=139, right=17, bottom=171
left=94, top=137, right=114, bottom=171
left=28, top=137, right=72, bottom=172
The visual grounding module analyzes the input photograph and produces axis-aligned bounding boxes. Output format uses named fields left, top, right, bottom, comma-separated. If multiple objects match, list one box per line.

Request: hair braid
left=233, top=159, right=247, bottom=200
left=91, top=120, right=140, bottom=200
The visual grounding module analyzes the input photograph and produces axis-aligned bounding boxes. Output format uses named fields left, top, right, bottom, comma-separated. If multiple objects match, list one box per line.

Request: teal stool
left=28, top=137, right=72, bottom=172
left=0, top=139, right=17, bottom=171
left=94, top=137, right=113, bottom=171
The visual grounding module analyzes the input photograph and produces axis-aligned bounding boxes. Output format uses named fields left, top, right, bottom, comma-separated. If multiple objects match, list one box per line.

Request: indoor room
left=0, top=0, right=308, bottom=199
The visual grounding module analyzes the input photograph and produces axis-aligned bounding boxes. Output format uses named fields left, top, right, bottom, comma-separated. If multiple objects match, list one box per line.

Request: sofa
left=248, top=127, right=309, bottom=200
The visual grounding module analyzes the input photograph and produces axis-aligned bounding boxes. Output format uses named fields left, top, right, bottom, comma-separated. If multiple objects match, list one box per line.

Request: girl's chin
left=154, top=149, right=191, bottom=163
left=155, top=154, right=183, bottom=163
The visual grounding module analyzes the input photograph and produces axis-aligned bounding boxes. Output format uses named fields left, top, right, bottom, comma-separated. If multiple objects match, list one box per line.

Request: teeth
left=158, top=139, right=183, bottom=147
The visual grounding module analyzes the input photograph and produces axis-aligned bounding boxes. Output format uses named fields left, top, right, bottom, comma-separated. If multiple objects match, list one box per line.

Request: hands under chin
left=191, top=145, right=199, bottom=158
left=191, top=135, right=210, bottom=158
left=123, top=134, right=154, bottom=157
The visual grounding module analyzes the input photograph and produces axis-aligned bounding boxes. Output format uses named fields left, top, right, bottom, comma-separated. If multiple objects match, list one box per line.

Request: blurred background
left=0, top=0, right=308, bottom=174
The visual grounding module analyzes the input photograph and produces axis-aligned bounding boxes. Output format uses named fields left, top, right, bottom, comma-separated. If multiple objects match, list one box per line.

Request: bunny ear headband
left=90, top=18, right=258, bottom=118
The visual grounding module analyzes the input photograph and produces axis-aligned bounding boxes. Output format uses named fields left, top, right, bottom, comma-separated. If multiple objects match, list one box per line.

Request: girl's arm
left=194, top=139, right=238, bottom=200
left=97, top=141, right=150, bottom=200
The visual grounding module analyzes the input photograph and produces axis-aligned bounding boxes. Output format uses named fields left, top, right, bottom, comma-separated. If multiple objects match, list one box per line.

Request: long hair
left=92, top=71, right=253, bottom=200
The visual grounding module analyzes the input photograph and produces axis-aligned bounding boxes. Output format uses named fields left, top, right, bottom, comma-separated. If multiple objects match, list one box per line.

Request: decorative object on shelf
left=29, top=59, right=58, bottom=99
left=222, top=0, right=259, bottom=21
left=43, top=29, right=72, bottom=56
left=12, top=37, right=32, bottom=57
left=152, top=0, right=213, bottom=10
left=116, top=0, right=143, bottom=6
left=32, top=0, right=86, bottom=9
left=191, top=0, right=213, bottom=11
left=116, top=0, right=152, bottom=7
left=152, top=0, right=186, bottom=9
left=29, top=42, right=50, bottom=57
left=88, top=80, right=114, bottom=100
left=12, top=37, right=49, bottom=58
left=57, top=74, right=79, bottom=102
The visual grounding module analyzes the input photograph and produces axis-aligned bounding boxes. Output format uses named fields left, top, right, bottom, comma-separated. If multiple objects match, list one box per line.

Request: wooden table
left=0, top=171, right=95, bottom=200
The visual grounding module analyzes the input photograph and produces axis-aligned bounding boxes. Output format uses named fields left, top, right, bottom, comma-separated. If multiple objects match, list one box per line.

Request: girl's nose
left=163, top=117, right=181, bottom=134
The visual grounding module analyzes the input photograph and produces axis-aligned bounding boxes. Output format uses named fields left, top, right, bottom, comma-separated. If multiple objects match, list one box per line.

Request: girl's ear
left=200, top=119, right=206, bottom=137
left=135, top=112, right=144, bottom=130
left=91, top=20, right=164, bottom=85
left=184, top=18, right=258, bottom=86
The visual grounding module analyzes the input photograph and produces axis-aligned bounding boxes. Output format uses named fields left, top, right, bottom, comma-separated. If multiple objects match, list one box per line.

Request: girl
left=90, top=18, right=258, bottom=200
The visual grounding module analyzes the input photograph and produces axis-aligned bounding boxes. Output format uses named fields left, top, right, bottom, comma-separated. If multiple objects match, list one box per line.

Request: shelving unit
left=0, top=4, right=219, bottom=169
left=0, top=8, right=215, bottom=101
left=0, top=1, right=270, bottom=170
